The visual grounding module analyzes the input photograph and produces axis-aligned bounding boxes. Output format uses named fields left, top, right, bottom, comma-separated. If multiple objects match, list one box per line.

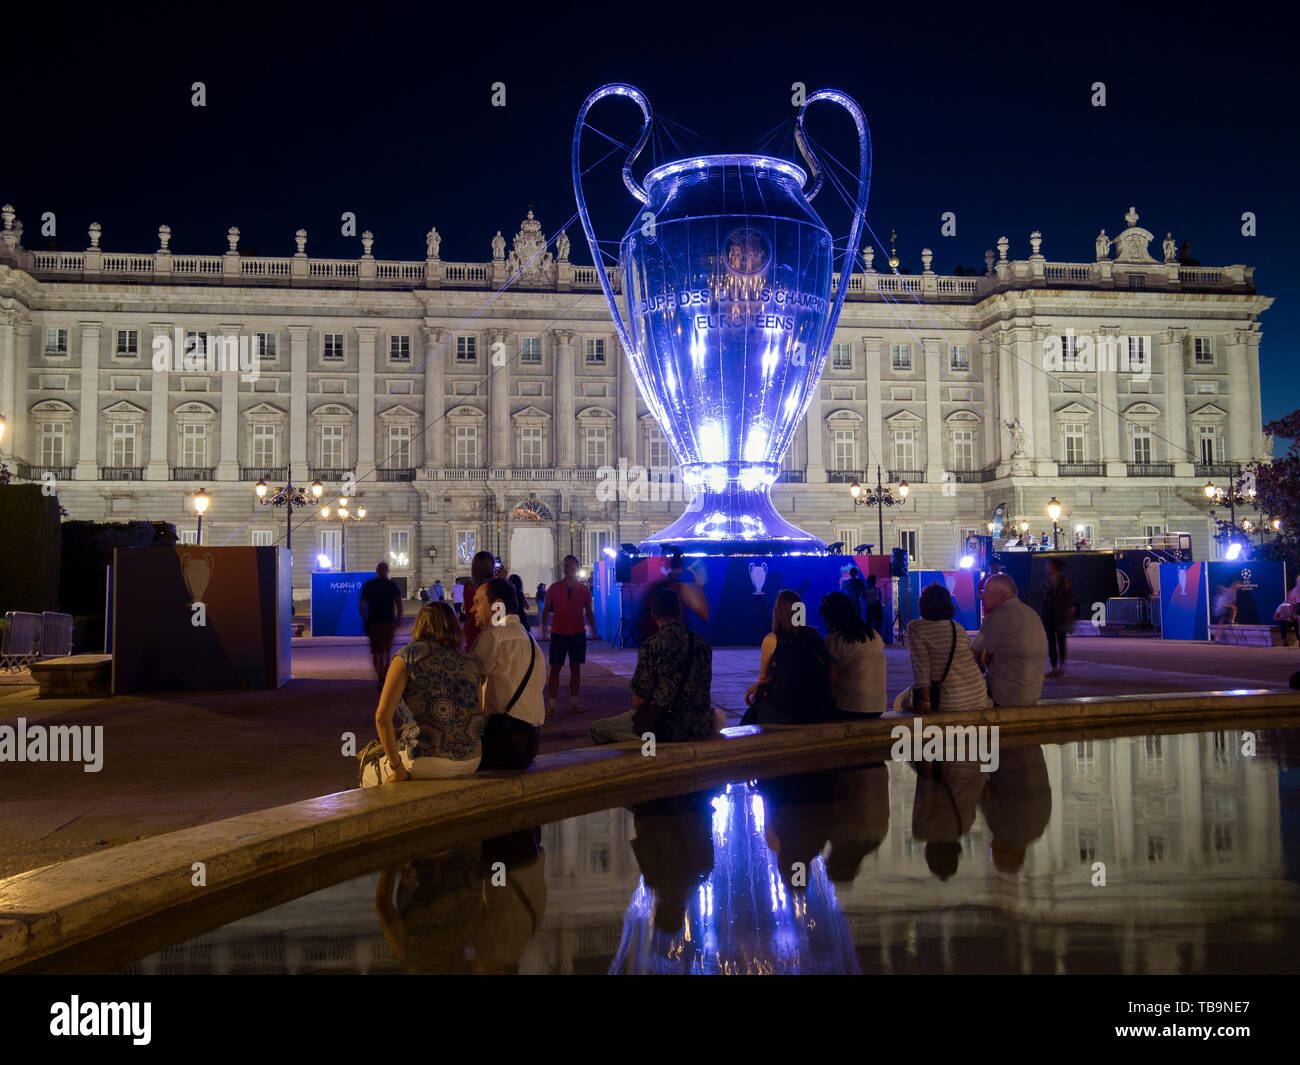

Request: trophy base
left=637, top=485, right=827, bottom=557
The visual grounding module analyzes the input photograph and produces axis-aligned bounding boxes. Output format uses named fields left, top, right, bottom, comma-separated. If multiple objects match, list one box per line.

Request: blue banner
left=1206, top=560, right=1287, bottom=626
left=1159, top=562, right=1208, bottom=640
left=310, top=571, right=372, bottom=636
left=907, top=570, right=981, bottom=631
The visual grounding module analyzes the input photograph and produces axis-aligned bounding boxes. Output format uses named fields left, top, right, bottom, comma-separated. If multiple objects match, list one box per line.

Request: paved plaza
left=0, top=628, right=1296, bottom=879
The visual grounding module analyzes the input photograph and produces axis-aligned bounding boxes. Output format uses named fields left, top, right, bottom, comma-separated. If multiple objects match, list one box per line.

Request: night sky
left=7, top=2, right=1298, bottom=426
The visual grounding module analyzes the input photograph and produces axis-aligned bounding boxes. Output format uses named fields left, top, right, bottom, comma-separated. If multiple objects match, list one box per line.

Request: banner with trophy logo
left=111, top=546, right=290, bottom=693
left=310, top=571, right=372, bottom=636
left=1206, top=561, right=1286, bottom=626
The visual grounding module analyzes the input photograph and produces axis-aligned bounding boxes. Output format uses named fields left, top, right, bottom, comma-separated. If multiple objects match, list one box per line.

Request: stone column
left=488, top=327, right=509, bottom=467
left=864, top=334, right=883, bottom=478
left=1244, top=330, right=1263, bottom=460
left=8, top=320, right=30, bottom=461
left=1009, top=328, right=1038, bottom=470
left=218, top=352, right=239, bottom=480
left=0, top=311, right=17, bottom=459
left=357, top=327, right=376, bottom=469
left=145, top=324, right=172, bottom=480
left=923, top=338, right=944, bottom=483
left=1163, top=327, right=1191, bottom=475
left=617, top=346, right=637, bottom=464
left=553, top=330, right=575, bottom=468
left=1028, top=327, right=1054, bottom=475
left=422, top=326, right=446, bottom=468
left=74, top=322, right=102, bottom=479
left=1097, top=327, right=1123, bottom=475
left=996, top=330, right=1017, bottom=476
left=805, top=395, right=825, bottom=480
left=1228, top=328, right=1253, bottom=463
left=980, top=338, right=997, bottom=468
left=289, top=325, right=310, bottom=476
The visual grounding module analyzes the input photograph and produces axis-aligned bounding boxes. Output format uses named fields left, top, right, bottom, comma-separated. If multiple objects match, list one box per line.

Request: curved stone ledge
left=2, top=689, right=1298, bottom=971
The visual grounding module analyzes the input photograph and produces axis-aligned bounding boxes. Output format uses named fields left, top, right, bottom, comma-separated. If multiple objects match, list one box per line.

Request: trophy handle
left=572, top=83, right=653, bottom=360
left=794, top=90, right=872, bottom=328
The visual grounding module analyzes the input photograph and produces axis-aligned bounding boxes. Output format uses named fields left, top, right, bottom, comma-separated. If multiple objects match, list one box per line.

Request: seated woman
left=820, top=591, right=887, bottom=719
left=375, top=601, right=484, bottom=781
left=741, top=590, right=836, bottom=725
left=901, top=584, right=991, bottom=714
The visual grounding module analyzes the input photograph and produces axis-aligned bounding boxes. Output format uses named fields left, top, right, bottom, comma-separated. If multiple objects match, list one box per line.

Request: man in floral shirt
left=588, top=587, right=714, bottom=744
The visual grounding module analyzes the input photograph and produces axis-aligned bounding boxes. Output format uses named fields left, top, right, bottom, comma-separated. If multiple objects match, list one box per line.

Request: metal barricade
left=39, top=612, right=75, bottom=658
left=1, top=611, right=43, bottom=671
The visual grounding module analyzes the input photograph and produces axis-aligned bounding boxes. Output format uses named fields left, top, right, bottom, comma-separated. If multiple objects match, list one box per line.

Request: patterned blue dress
left=397, top=641, right=484, bottom=764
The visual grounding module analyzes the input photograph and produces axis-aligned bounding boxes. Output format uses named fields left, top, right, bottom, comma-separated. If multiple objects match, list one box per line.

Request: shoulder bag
left=481, top=638, right=541, bottom=771
left=631, top=632, right=699, bottom=737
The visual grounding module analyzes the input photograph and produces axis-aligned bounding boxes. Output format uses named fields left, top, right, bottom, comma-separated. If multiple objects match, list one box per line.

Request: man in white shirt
left=972, top=574, right=1047, bottom=707
left=471, top=578, right=546, bottom=769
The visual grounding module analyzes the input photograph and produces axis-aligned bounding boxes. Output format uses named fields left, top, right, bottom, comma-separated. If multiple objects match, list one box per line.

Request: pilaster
left=74, top=322, right=102, bottom=479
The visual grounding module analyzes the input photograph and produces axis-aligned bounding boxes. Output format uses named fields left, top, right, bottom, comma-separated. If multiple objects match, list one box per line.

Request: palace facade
left=0, top=203, right=1272, bottom=597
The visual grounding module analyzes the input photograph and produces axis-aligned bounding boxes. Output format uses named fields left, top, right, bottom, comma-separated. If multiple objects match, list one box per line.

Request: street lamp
left=255, top=476, right=324, bottom=551
left=1204, top=474, right=1257, bottom=557
left=1046, top=497, right=1062, bottom=550
left=848, top=466, right=909, bottom=554
left=192, top=488, right=210, bottom=546
left=319, top=497, right=365, bottom=571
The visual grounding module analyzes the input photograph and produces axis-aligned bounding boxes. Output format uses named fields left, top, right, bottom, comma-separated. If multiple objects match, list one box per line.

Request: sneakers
left=571, top=700, right=586, bottom=714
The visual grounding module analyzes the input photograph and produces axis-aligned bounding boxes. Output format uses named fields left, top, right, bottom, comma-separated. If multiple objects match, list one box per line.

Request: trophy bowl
left=574, top=84, right=871, bottom=555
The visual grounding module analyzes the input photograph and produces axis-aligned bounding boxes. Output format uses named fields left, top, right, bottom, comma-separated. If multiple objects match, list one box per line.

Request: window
left=40, top=423, right=66, bottom=466
left=1077, top=828, right=1099, bottom=864
left=519, top=426, right=544, bottom=467
left=1143, top=523, right=1165, bottom=540
left=587, top=529, right=613, bottom=567
left=1131, top=426, right=1152, bottom=464
left=45, top=328, right=69, bottom=354
left=454, top=426, right=479, bottom=467
left=584, top=426, right=608, bottom=468
left=323, top=333, right=344, bottom=361
left=951, top=429, right=974, bottom=470
left=252, top=424, right=276, bottom=466
left=585, top=338, right=606, bottom=365
left=110, top=423, right=136, bottom=466
left=115, top=329, right=139, bottom=357
left=1060, top=334, right=1078, bottom=365
left=1062, top=422, right=1086, bottom=464
left=831, top=343, right=852, bottom=370
left=1194, top=336, right=1214, bottom=364
left=181, top=424, right=208, bottom=466
left=456, top=530, right=477, bottom=566
left=520, top=337, right=541, bottom=364
left=899, top=529, right=917, bottom=562
left=892, top=429, right=914, bottom=470
left=251, top=530, right=273, bottom=547
left=833, top=428, right=856, bottom=471
left=179, top=530, right=199, bottom=546
left=890, top=343, right=911, bottom=371
left=949, top=344, right=969, bottom=370
left=185, top=332, right=205, bottom=359
left=387, top=424, right=411, bottom=467
left=647, top=427, right=670, bottom=469
left=1128, top=274, right=1147, bottom=290
left=456, top=336, right=476, bottom=362
left=838, top=529, right=858, bottom=551
left=1197, top=425, right=1220, bottom=465
left=1195, top=381, right=1217, bottom=394
left=389, top=335, right=410, bottom=362
left=320, top=529, right=342, bottom=570
left=389, top=530, right=410, bottom=566
left=255, top=332, right=277, bottom=360
left=320, top=425, right=345, bottom=468
left=1074, top=523, right=1095, bottom=544
left=1126, top=336, right=1148, bottom=374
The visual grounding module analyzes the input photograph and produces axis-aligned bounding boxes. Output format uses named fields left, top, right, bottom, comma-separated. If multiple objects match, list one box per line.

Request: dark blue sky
left=8, top=2, right=1297, bottom=424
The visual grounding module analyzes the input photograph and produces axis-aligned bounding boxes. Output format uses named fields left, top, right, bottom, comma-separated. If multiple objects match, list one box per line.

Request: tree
left=1247, top=409, right=1300, bottom=570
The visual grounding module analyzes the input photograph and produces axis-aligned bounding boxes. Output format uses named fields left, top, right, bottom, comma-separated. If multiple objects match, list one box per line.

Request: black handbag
left=631, top=632, right=698, bottom=737
left=479, top=639, right=541, bottom=771
left=922, top=620, right=958, bottom=713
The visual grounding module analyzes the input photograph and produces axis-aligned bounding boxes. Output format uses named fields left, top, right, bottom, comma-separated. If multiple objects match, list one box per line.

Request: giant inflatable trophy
left=573, top=83, right=871, bottom=554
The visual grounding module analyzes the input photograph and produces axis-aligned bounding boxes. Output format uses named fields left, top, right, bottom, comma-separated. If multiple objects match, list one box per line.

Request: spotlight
left=826, top=541, right=846, bottom=556
left=959, top=555, right=975, bottom=569
left=602, top=545, right=618, bottom=559
left=1225, top=542, right=1243, bottom=561
left=853, top=543, right=870, bottom=555
left=316, top=553, right=332, bottom=569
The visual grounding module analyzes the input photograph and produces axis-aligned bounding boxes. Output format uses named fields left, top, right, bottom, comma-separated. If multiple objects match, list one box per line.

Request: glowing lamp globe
left=575, top=83, right=871, bottom=554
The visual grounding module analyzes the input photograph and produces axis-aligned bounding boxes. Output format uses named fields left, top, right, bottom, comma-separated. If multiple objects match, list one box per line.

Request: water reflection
left=118, top=728, right=1299, bottom=975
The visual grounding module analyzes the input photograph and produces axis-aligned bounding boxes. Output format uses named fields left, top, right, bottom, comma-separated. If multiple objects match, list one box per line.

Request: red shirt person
left=541, top=554, right=599, bottom=715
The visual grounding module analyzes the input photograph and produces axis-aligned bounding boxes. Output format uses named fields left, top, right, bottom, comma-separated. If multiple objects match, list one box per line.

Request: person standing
left=1040, top=558, right=1075, bottom=678
left=430, top=580, right=446, bottom=602
left=1213, top=579, right=1241, bottom=643
left=451, top=579, right=464, bottom=620
left=462, top=550, right=498, bottom=651
left=508, top=573, right=531, bottom=634
left=972, top=574, right=1047, bottom=706
left=536, top=583, right=546, bottom=614
left=541, top=554, right=599, bottom=714
left=470, top=579, right=546, bottom=771
left=864, top=573, right=886, bottom=640
left=360, top=561, right=404, bottom=691
left=588, top=587, right=713, bottom=744
left=841, top=566, right=868, bottom=620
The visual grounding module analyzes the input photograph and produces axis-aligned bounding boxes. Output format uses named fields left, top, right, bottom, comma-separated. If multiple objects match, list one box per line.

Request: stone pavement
left=0, top=627, right=1296, bottom=880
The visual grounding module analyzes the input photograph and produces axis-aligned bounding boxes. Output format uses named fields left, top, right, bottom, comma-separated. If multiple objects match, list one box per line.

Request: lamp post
left=848, top=466, right=910, bottom=554
left=192, top=488, right=210, bottom=546
left=1046, top=496, right=1062, bottom=550
left=319, top=497, right=365, bottom=571
left=1204, top=475, right=1256, bottom=558
left=256, top=475, right=324, bottom=552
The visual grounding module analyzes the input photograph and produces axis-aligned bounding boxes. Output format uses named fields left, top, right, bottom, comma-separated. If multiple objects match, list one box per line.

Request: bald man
left=971, top=574, right=1048, bottom=706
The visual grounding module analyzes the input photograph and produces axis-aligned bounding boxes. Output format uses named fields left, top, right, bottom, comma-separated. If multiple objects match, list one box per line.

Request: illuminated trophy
left=573, top=83, right=871, bottom=554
